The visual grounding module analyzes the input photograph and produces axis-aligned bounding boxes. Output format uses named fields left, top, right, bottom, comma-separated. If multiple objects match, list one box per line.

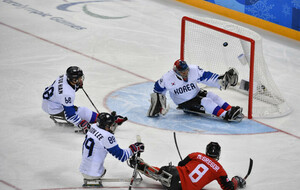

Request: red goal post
left=180, top=16, right=291, bottom=119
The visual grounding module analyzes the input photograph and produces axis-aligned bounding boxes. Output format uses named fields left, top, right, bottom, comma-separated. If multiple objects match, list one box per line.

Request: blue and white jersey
left=154, top=65, right=220, bottom=105
left=79, top=124, right=133, bottom=177
left=42, top=74, right=81, bottom=126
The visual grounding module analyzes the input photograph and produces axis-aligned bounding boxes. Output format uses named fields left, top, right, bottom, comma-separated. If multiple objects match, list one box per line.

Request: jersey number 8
left=189, top=164, right=209, bottom=183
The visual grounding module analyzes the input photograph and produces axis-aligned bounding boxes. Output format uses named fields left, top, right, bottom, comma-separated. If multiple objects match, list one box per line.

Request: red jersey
left=177, top=152, right=229, bottom=190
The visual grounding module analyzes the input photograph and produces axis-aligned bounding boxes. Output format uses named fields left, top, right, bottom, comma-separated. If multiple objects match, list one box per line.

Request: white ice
left=0, top=0, right=299, bottom=190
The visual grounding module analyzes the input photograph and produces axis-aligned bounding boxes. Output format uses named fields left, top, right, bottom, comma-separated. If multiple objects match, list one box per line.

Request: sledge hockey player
left=42, top=66, right=127, bottom=133
left=147, top=59, right=243, bottom=121
left=80, top=112, right=144, bottom=186
left=128, top=142, right=246, bottom=190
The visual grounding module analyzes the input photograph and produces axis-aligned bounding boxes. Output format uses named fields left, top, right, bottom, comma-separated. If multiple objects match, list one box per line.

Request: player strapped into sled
left=147, top=61, right=244, bottom=121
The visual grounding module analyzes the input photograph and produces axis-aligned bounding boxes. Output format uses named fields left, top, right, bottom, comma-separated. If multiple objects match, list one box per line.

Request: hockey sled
left=49, top=115, right=73, bottom=126
left=176, top=107, right=244, bottom=122
left=82, top=178, right=142, bottom=188
left=50, top=115, right=84, bottom=133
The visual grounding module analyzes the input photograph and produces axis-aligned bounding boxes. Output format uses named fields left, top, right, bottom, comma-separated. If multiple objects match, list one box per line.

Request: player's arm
left=153, top=79, right=167, bottom=94
left=64, top=105, right=81, bottom=125
left=147, top=78, right=168, bottom=117
left=196, top=66, right=220, bottom=88
left=107, top=145, right=133, bottom=162
left=64, top=105, right=90, bottom=131
left=178, top=155, right=192, bottom=166
left=106, top=136, right=144, bottom=162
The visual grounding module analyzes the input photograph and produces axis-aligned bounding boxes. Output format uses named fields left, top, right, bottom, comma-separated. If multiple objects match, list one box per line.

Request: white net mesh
left=182, top=17, right=291, bottom=118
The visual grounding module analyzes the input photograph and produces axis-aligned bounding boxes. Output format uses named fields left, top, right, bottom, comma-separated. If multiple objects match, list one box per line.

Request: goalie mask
left=66, top=66, right=84, bottom=87
left=97, top=112, right=116, bottom=133
left=206, top=142, right=221, bottom=161
left=173, top=59, right=189, bottom=82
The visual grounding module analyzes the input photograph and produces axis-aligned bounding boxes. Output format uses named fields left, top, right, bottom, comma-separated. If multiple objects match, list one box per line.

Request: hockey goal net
left=181, top=16, right=291, bottom=118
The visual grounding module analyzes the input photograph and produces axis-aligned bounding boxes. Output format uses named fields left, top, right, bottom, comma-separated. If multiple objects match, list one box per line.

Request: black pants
left=160, top=166, right=182, bottom=190
left=177, top=89, right=207, bottom=113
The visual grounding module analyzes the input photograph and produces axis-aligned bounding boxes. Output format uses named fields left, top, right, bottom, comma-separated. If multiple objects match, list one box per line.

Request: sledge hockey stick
left=173, top=132, right=183, bottom=161
left=82, top=87, right=100, bottom=114
left=129, top=135, right=142, bottom=190
left=244, top=158, right=253, bottom=179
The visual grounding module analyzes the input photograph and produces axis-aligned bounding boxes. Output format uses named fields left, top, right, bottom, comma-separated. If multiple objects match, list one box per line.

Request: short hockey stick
left=244, top=158, right=253, bottom=179
left=173, top=132, right=183, bottom=161
left=82, top=87, right=100, bottom=114
left=129, top=135, right=142, bottom=190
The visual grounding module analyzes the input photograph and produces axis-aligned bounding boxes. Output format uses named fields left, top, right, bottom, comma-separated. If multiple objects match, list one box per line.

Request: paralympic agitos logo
left=57, top=0, right=129, bottom=19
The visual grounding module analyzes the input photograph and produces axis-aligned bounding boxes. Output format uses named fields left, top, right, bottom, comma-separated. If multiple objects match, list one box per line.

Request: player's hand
left=79, top=120, right=90, bottom=133
left=129, top=142, right=145, bottom=153
left=114, top=115, right=127, bottom=125
left=110, top=111, right=127, bottom=125
left=232, top=176, right=246, bottom=188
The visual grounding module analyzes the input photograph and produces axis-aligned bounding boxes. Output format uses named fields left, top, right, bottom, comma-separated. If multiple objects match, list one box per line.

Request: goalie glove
left=218, top=68, right=239, bottom=90
left=147, top=93, right=169, bottom=117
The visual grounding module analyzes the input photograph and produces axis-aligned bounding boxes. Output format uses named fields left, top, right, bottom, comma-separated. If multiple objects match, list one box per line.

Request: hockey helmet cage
left=97, top=112, right=115, bottom=130
left=206, top=142, right=221, bottom=160
left=173, top=59, right=189, bottom=82
left=66, top=66, right=84, bottom=82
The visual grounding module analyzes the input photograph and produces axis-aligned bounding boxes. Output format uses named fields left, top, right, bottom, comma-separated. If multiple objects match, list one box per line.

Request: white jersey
left=42, top=74, right=76, bottom=114
left=80, top=124, right=133, bottom=177
left=154, top=65, right=221, bottom=105
left=42, top=74, right=87, bottom=126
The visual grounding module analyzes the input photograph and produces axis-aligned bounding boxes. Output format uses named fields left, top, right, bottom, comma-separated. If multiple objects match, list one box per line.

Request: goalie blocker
left=147, top=93, right=169, bottom=117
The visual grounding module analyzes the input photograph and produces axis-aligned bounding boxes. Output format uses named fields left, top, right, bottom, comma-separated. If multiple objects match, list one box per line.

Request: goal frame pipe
left=180, top=16, right=255, bottom=119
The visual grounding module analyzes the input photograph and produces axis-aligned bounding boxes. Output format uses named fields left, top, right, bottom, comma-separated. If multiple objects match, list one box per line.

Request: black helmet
left=66, top=66, right=84, bottom=82
left=97, top=112, right=115, bottom=129
left=206, top=142, right=221, bottom=160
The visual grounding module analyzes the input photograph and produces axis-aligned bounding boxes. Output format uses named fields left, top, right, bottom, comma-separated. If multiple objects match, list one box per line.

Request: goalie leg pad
left=147, top=93, right=168, bottom=117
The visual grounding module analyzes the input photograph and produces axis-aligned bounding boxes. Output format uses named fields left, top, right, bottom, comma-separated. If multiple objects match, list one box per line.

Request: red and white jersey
left=177, top=152, right=228, bottom=190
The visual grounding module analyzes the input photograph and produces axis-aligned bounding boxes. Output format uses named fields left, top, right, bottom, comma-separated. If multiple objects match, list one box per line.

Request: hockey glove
left=114, top=115, right=128, bottom=125
left=129, top=142, right=145, bottom=154
left=110, top=111, right=127, bottom=125
left=232, top=176, right=246, bottom=189
left=218, top=68, right=239, bottom=90
left=79, top=120, right=91, bottom=134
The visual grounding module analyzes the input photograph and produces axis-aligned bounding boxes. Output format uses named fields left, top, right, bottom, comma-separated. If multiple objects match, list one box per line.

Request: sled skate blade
left=83, top=178, right=103, bottom=188
left=49, top=115, right=74, bottom=127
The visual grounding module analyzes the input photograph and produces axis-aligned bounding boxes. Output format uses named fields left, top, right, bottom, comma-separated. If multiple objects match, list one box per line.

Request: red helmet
left=173, top=59, right=189, bottom=82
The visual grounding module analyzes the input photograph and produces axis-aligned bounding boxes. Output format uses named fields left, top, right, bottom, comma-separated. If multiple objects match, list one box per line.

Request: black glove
left=129, top=142, right=145, bottom=153
left=114, top=115, right=127, bottom=125
left=232, top=176, right=246, bottom=188
left=111, top=111, right=127, bottom=125
left=79, top=120, right=90, bottom=134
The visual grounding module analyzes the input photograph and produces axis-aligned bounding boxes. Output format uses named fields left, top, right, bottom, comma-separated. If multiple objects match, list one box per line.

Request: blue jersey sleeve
left=198, top=71, right=220, bottom=88
left=154, top=80, right=166, bottom=94
left=64, top=105, right=81, bottom=125
left=107, top=145, right=133, bottom=162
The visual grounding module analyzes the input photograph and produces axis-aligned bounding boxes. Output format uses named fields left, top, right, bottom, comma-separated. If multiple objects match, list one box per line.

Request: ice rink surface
left=0, top=0, right=300, bottom=189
